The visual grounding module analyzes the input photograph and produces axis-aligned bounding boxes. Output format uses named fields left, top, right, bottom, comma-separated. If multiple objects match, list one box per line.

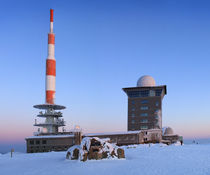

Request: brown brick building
left=123, top=75, right=167, bottom=131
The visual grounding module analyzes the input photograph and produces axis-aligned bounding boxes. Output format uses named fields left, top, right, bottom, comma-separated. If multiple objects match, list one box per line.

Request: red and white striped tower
left=33, top=9, right=66, bottom=135
left=46, top=9, right=56, bottom=104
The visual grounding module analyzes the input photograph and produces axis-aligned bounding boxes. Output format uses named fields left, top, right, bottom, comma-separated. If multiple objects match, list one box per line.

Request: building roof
left=84, top=129, right=161, bottom=137
left=25, top=134, right=74, bottom=139
left=122, top=85, right=167, bottom=95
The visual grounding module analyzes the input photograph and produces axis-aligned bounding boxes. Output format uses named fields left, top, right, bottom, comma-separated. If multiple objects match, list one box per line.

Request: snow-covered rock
left=66, top=137, right=125, bottom=161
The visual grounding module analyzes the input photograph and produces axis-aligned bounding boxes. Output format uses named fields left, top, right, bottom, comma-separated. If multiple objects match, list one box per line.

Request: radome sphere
left=137, top=75, right=156, bottom=87
left=163, top=127, right=174, bottom=136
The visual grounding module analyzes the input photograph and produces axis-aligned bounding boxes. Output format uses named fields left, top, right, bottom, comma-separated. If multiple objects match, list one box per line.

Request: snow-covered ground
left=1, top=144, right=210, bottom=175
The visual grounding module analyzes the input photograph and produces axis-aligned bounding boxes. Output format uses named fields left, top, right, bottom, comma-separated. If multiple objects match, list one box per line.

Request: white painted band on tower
left=50, top=22, right=53, bottom=33
left=46, top=75, right=56, bottom=91
left=47, top=44, right=55, bottom=59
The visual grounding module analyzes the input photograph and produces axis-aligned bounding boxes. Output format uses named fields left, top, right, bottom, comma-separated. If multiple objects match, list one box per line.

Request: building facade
left=26, top=135, right=75, bottom=153
left=26, top=129, right=162, bottom=153
left=123, top=75, right=167, bottom=131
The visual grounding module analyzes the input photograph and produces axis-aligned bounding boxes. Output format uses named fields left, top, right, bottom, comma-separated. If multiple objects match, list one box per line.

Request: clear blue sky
left=1, top=0, right=210, bottom=146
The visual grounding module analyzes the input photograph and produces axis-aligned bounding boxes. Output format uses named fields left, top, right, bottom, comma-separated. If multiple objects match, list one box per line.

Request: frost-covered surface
left=84, top=131, right=141, bottom=136
left=26, top=134, right=74, bottom=139
left=1, top=144, right=210, bottom=175
left=84, top=129, right=160, bottom=136
left=162, top=127, right=167, bottom=134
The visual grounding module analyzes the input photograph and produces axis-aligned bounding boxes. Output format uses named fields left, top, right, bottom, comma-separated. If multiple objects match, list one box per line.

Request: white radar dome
left=137, top=75, right=156, bottom=87
left=162, top=127, right=174, bottom=136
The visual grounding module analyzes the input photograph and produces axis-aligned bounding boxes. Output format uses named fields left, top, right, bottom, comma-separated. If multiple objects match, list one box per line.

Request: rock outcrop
left=66, top=137, right=125, bottom=161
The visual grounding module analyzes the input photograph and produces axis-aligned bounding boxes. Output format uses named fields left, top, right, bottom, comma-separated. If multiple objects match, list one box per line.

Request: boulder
left=117, top=148, right=125, bottom=159
left=66, top=137, right=125, bottom=161
left=71, top=148, right=79, bottom=160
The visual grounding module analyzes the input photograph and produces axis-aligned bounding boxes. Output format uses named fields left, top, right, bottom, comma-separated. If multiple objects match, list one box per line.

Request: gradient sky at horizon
left=0, top=0, right=210, bottom=146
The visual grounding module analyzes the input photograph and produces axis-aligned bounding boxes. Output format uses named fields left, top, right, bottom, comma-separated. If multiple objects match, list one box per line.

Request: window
left=141, top=125, right=148, bottom=130
left=140, top=90, right=149, bottom=97
left=127, top=90, right=149, bottom=98
left=150, top=90, right=155, bottom=96
left=131, top=100, right=135, bottom=104
left=29, top=140, right=34, bottom=145
left=140, top=119, right=148, bottom=123
left=155, top=89, right=162, bottom=96
left=140, top=113, right=148, bottom=117
left=36, top=140, right=40, bottom=145
left=131, top=120, right=135, bottom=124
left=144, top=138, right=148, bottom=141
left=141, top=100, right=148, bottom=104
left=42, top=140, right=47, bottom=144
left=155, top=109, right=159, bottom=113
left=127, top=91, right=140, bottom=98
left=141, top=106, right=148, bottom=110
left=131, top=107, right=135, bottom=111
left=155, top=101, right=159, bottom=106
left=131, top=113, right=135, bottom=118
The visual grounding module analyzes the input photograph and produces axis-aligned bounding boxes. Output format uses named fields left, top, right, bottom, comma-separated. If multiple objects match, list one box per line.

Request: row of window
left=130, top=113, right=160, bottom=117
left=131, top=119, right=148, bottom=124
left=127, top=89, right=163, bottom=98
left=141, top=113, right=148, bottom=117
left=141, top=126, right=148, bottom=129
left=29, top=145, right=70, bottom=153
left=131, top=100, right=159, bottom=106
left=130, top=126, right=149, bottom=130
left=131, top=106, right=149, bottom=111
left=29, top=140, right=47, bottom=145
left=141, top=106, right=149, bottom=110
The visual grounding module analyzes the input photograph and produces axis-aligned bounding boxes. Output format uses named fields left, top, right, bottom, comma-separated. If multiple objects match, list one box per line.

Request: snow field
left=0, top=144, right=210, bottom=175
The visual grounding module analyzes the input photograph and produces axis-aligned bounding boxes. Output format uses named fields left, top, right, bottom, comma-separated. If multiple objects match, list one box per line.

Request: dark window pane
left=141, top=100, right=148, bottom=104
left=140, top=90, right=149, bottom=97
left=155, top=89, right=162, bottom=96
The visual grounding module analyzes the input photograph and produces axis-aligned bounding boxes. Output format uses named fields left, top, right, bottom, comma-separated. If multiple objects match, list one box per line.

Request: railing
left=38, top=111, right=62, bottom=116
left=34, top=119, right=65, bottom=126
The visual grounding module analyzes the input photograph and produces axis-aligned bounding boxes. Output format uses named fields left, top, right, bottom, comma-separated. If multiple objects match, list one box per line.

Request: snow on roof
left=25, top=134, right=74, bottom=139
left=84, top=129, right=161, bottom=137
left=84, top=131, right=142, bottom=137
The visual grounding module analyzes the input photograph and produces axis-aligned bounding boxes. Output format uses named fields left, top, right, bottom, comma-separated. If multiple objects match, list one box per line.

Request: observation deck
left=33, top=104, right=66, bottom=110
left=34, top=119, right=65, bottom=127
left=37, top=111, right=63, bottom=118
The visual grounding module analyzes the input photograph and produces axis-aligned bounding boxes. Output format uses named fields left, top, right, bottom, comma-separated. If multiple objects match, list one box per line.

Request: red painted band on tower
left=46, top=59, right=56, bottom=76
left=48, top=34, right=55, bottom=44
left=46, top=90, right=55, bottom=104
left=50, top=9, right=53, bottom=22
